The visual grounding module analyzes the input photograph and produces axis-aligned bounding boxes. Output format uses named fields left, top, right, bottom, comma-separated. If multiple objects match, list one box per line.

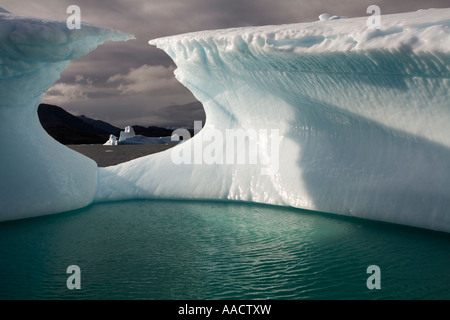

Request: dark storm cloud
left=2, top=0, right=449, bottom=128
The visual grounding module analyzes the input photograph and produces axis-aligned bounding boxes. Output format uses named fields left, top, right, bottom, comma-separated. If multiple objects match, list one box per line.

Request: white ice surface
left=0, top=11, right=133, bottom=221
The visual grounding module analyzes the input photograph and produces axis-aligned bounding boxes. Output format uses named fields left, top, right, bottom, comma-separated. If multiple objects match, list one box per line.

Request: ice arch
left=0, top=10, right=133, bottom=220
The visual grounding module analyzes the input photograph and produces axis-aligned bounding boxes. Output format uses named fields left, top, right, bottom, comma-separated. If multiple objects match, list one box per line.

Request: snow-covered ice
left=1, top=8, right=450, bottom=232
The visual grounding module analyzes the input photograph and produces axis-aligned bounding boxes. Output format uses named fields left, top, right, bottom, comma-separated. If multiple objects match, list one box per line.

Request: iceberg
left=104, top=134, right=119, bottom=146
left=104, top=125, right=178, bottom=145
left=0, top=10, right=133, bottom=220
left=97, top=9, right=450, bottom=232
left=1, top=8, right=450, bottom=233
left=116, top=135, right=178, bottom=145
left=119, top=126, right=136, bottom=142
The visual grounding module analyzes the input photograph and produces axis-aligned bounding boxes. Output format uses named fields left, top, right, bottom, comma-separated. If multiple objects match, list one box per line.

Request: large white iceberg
left=98, top=9, right=450, bottom=232
left=1, top=8, right=450, bottom=233
left=0, top=10, right=133, bottom=220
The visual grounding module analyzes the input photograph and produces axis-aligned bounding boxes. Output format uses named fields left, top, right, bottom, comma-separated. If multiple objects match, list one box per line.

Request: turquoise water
left=0, top=200, right=449, bottom=300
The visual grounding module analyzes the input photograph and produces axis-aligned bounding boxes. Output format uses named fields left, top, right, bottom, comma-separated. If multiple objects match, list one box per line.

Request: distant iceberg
left=104, top=134, right=119, bottom=146
left=1, top=8, right=450, bottom=233
left=119, top=126, right=136, bottom=142
left=117, top=135, right=178, bottom=145
left=104, top=125, right=178, bottom=145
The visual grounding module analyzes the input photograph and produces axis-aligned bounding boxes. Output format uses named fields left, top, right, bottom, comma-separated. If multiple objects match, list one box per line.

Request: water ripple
left=0, top=200, right=449, bottom=299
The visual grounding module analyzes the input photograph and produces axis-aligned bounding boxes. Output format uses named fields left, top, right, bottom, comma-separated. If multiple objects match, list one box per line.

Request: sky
left=2, top=0, right=449, bottom=128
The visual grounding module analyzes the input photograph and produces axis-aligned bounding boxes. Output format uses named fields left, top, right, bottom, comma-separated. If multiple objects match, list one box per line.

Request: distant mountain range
left=38, top=104, right=178, bottom=145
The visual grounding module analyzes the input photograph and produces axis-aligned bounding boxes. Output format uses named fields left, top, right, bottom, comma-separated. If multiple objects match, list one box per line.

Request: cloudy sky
left=2, top=0, right=449, bottom=128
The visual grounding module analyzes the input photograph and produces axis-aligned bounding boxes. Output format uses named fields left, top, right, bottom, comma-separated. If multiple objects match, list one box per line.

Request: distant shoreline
left=67, top=144, right=177, bottom=167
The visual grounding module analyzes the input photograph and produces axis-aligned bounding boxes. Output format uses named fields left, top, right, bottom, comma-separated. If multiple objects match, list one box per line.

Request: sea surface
left=0, top=200, right=449, bottom=300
